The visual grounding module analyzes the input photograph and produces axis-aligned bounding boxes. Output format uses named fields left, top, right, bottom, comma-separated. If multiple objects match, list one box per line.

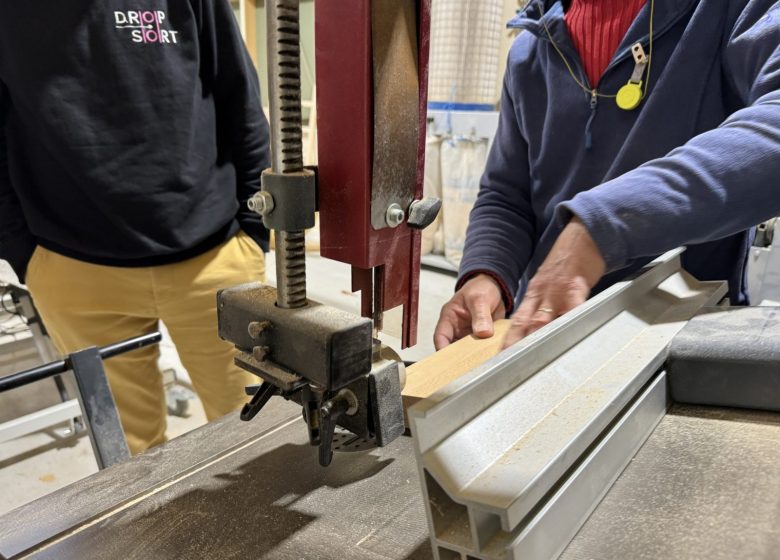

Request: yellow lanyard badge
left=616, top=43, right=649, bottom=110
left=542, top=0, right=655, bottom=112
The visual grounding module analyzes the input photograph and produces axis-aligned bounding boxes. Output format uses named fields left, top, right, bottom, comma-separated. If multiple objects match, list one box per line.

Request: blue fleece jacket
left=458, top=0, right=780, bottom=309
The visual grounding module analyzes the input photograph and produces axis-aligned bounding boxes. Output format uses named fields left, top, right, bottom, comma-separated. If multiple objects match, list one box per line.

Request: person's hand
left=502, top=217, right=606, bottom=349
left=434, top=274, right=506, bottom=350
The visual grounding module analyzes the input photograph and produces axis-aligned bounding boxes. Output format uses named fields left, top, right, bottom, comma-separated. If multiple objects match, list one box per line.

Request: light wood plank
left=402, top=319, right=510, bottom=410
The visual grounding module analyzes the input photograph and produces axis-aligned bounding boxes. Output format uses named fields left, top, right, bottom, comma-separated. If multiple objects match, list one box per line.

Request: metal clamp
left=256, top=168, right=316, bottom=231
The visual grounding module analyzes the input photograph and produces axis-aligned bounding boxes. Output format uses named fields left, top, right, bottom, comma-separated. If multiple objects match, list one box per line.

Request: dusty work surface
left=562, top=404, right=780, bottom=560
left=3, top=401, right=780, bottom=559
left=0, top=399, right=432, bottom=560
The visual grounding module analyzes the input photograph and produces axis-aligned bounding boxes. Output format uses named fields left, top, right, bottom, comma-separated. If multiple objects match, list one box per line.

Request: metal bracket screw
left=247, top=191, right=275, bottom=216
left=252, top=346, right=271, bottom=362
left=385, top=203, right=405, bottom=228
left=247, top=321, right=272, bottom=340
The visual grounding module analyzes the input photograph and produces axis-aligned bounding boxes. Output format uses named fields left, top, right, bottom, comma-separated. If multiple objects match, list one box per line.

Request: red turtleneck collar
left=564, top=0, right=648, bottom=87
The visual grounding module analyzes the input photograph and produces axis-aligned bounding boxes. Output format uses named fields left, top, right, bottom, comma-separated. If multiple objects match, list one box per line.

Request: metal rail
left=0, top=331, right=161, bottom=469
left=0, top=399, right=81, bottom=444
left=0, top=332, right=162, bottom=392
left=408, top=250, right=728, bottom=560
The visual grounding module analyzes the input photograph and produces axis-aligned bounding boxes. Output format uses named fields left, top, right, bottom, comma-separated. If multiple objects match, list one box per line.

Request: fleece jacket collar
left=508, top=0, right=699, bottom=91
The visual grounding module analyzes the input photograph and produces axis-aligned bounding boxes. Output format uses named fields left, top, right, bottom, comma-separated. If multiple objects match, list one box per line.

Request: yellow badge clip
left=616, top=43, right=648, bottom=111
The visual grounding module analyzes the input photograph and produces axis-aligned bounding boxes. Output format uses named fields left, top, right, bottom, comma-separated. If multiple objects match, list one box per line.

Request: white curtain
left=440, top=137, right=488, bottom=267
left=428, top=0, right=505, bottom=105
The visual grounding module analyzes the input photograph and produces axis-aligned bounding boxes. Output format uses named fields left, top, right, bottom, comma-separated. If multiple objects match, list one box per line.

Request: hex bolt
left=247, top=191, right=275, bottom=216
left=252, top=345, right=271, bottom=362
left=247, top=321, right=272, bottom=339
left=385, top=203, right=405, bottom=228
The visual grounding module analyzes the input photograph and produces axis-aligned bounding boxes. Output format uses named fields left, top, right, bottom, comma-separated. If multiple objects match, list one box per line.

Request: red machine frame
left=315, top=0, right=431, bottom=348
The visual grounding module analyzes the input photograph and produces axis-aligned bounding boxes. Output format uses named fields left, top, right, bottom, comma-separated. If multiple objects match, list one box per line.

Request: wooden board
left=402, top=319, right=510, bottom=410
left=243, top=0, right=257, bottom=65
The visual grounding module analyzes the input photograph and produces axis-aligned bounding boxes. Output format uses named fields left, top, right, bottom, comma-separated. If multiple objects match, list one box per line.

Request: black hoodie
left=0, top=0, right=270, bottom=280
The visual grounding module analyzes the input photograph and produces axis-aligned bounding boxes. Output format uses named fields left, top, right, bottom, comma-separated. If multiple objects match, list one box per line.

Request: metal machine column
left=266, top=0, right=307, bottom=309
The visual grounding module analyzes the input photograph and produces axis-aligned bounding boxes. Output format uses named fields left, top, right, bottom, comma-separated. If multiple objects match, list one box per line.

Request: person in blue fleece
left=434, top=0, right=780, bottom=350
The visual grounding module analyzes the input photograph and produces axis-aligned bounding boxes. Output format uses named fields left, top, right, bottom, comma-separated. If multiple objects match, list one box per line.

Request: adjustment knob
left=407, top=198, right=442, bottom=230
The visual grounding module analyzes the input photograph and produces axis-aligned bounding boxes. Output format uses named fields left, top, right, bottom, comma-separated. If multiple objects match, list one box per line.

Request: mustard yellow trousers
left=26, top=231, right=264, bottom=454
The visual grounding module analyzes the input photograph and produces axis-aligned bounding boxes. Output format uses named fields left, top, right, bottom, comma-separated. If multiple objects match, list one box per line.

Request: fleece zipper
left=585, top=89, right=598, bottom=149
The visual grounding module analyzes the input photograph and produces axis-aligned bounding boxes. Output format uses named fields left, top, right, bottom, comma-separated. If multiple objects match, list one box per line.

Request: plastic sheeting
left=422, top=136, right=444, bottom=256
left=428, top=0, right=505, bottom=105
left=422, top=136, right=488, bottom=267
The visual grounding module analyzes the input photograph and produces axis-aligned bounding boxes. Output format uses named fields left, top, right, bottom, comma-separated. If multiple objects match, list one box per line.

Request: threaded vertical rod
left=267, top=0, right=307, bottom=308
left=274, top=230, right=307, bottom=306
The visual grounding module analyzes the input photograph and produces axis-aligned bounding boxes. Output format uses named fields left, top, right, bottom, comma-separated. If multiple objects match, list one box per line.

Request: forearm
left=234, top=98, right=270, bottom=250
left=0, top=168, right=35, bottom=282
left=227, top=76, right=270, bottom=202
left=458, top=187, right=535, bottom=310
left=204, top=0, right=270, bottom=246
left=234, top=90, right=270, bottom=251
left=562, top=1, right=780, bottom=270
left=457, top=71, right=536, bottom=309
left=0, top=83, right=34, bottom=280
left=560, top=92, right=780, bottom=271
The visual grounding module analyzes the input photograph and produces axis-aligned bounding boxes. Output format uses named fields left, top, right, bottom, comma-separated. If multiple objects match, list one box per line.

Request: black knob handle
left=407, top=198, right=442, bottom=230
left=240, top=381, right=279, bottom=421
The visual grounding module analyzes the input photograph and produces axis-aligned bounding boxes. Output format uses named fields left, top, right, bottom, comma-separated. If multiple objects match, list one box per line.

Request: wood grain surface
left=402, top=319, right=510, bottom=410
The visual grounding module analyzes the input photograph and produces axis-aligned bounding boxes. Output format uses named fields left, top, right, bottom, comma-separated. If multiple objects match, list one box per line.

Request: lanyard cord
left=541, top=0, right=655, bottom=100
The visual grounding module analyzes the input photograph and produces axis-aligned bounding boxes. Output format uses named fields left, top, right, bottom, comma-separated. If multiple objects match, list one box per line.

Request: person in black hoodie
left=0, top=1, right=271, bottom=453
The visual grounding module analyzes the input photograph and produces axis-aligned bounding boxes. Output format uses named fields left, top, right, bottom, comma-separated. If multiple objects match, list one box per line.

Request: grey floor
left=0, top=253, right=456, bottom=516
